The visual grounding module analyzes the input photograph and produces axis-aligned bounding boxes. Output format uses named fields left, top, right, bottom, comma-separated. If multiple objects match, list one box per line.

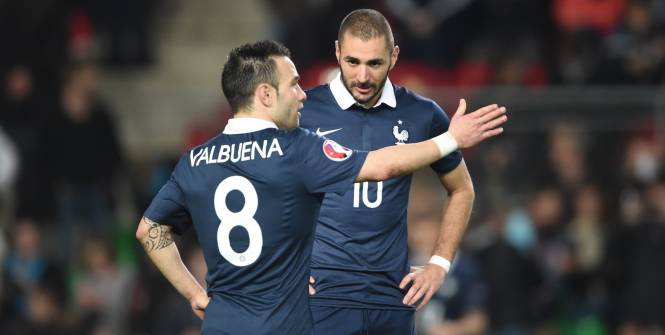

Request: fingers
left=470, top=104, right=499, bottom=119
left=416, top=288, right=435, bottom=311
left=480, top=114, right=508, bottom=132
left=309, top=276, right=316, bottom=295
left=482, top=127, right=504, bottom=139
left=453, top=98, right=467, bottom=117
left=402, top=283, right=420, bottom=305
left=402, top=265, right=446, bottom=308
left=403, top=283, right=427, bottom=306
left=191, top=301, right=206, bottom=320
left=477, top=106, right=506, bottom=124
left=399, top=272, right=415, bottom=289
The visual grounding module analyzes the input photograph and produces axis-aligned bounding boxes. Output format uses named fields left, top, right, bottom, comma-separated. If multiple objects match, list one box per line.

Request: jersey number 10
left=353, top=181, right=383, bottom=208
left=214, top=176, right=263, bottom=267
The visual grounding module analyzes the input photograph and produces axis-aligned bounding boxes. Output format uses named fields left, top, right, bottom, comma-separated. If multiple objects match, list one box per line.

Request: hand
left=190, top=291, right=210, bottom=320
left=309, top=276, right=316, bottom=295
left=399, top=264, right=447, bottom=311
left=448, top=99, right=507, bottom=148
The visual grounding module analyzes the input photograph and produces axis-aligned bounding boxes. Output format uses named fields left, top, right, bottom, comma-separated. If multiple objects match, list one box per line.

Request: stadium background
left=1, top=0, right=664, bottom=334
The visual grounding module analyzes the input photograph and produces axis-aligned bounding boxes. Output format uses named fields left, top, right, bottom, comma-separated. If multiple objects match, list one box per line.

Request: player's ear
left=389, top=45, right=399, bottom=71
left=256, top=83, right=275, bottom=107
left=335, top=40, right=341, bottom=63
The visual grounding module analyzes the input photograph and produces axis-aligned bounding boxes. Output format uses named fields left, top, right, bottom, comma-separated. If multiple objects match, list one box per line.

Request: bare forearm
left=357, top=140, right=442, bottom=182
left=433, top=189, right=473, bottom=259
left=138, top=218, right=205, bottom=300
left=433, top=165, right=475, bottom=260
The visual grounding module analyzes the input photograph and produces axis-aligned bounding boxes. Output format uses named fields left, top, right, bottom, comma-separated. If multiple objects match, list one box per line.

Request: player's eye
left=347, top=59, right=359, bottom=66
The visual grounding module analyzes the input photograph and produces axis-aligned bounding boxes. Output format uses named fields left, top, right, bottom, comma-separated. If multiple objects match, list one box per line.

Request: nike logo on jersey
left=315, top=128, right=342, bottom=137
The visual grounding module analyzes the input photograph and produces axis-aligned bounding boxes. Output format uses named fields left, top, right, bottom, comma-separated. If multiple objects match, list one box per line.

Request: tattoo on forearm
left=142, top=219, right=174, bottom=252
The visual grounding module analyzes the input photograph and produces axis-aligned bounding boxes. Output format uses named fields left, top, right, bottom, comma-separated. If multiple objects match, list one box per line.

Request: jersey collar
left=329, top=72, right=397, bottom=110
left=222, top=118, right=278, bottom=134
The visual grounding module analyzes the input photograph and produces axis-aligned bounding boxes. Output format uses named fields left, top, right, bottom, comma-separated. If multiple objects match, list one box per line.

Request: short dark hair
left=221, top=40, right=291, bottom=112
left=338, top=9, right=394, bottom=50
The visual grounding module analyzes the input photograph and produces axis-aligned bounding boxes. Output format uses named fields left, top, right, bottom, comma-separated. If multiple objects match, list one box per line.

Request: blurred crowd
left=1, top=0, right=665, bottom=334
left=272, top=0, right=665, bottom=87
left=408, top=120, right=665, bottom=335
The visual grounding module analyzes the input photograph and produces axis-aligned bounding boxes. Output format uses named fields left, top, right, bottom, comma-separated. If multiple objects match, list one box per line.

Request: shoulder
left=303, top=84, right=334, bottom=108
left=394, top=85, right=442, bottom=112
left=305, top=84, right=331, bottom=97
left=179, top=133, right=226, bottom=170
left=281, top=127, right=318, bottom=142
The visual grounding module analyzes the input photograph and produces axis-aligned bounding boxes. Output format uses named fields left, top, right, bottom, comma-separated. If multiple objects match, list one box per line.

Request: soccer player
left=299, top=9, right=498, bottom=335
left=136, top=40, right=505, bottom=335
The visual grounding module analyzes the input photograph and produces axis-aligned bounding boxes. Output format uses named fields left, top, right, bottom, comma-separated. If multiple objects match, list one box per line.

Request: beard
left=340, top=68, right=389, bottom=106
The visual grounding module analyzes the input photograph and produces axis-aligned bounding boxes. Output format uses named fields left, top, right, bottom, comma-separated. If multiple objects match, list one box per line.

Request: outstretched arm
left=136, top=217, right=210, bottom=319
left=356, top=99, right=506, bottom=182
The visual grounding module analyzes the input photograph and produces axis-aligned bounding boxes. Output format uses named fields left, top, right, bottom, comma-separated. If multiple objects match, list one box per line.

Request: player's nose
left=298, top=86, right=307, bottom=102
left=357, top=65, right=369, bottom=82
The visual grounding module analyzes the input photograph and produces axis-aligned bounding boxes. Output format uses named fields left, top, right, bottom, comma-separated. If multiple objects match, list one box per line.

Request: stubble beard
left=340, top=68, right=389, bottom=107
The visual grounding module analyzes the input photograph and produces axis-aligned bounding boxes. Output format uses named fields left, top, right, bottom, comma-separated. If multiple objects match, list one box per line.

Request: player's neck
left=234, top=109, right=273, bottom=123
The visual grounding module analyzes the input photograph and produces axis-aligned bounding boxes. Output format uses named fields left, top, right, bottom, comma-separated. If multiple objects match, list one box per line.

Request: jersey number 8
left=214, top=176, right=263, bottom=266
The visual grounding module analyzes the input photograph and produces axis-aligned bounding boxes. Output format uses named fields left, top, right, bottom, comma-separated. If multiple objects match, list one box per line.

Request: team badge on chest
left=393, top=120, right=409, bottom=145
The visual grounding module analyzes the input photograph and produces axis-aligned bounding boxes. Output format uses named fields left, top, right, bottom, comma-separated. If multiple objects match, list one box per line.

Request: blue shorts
left=311, top=306, right=415, bottom=335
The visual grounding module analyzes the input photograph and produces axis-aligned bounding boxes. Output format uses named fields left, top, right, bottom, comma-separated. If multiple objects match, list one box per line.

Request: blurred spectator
left=544, top=123, right=590, bottom=223
left=554, top=29, right=605, bottom=84
left=5, top=285, right=70, bottom=335
left=2, top=220, right=64, bottom=321
left=549, top=124, right=588, bottom=191
left=623, top=135, right=663, bottom=185
left=529, top=187, right=575, bottom=291
left=74, top=238, right=135, bottom=335
left=476, top=209, right=544, bottom=335
left=568, top=186, right=606, bottom=275
left=613, top=181, right=665, bottom=334
left=559, top=185, right=609, bottom=334
left=43, top=61, right=124, bottom=262
left=595, top=0, right=665, bottom=84
left=0, top=66, right=56, bottom=221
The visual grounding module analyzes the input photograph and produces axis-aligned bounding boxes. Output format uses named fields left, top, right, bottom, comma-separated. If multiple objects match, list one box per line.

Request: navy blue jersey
left=144, top=125, right=367, bottom=335
left=300, top=81, right=463, bottom=310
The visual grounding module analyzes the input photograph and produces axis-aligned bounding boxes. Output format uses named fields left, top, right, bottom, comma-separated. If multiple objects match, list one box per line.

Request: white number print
left=353, top=181, right=383, bottom=208
left=214, top=176, right=263, bottom=266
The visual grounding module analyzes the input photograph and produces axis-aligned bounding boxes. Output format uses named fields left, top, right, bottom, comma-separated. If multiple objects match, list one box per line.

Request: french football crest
left=393, top=120, right=409, bottom=145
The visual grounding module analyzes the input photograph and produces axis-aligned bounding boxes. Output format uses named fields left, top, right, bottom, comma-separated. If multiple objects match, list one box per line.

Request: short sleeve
left=143, top=173, right=192, bottom=235
left=429, top=102, right=463, bottom=174
left=294, top=128, right=368, bottom=194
